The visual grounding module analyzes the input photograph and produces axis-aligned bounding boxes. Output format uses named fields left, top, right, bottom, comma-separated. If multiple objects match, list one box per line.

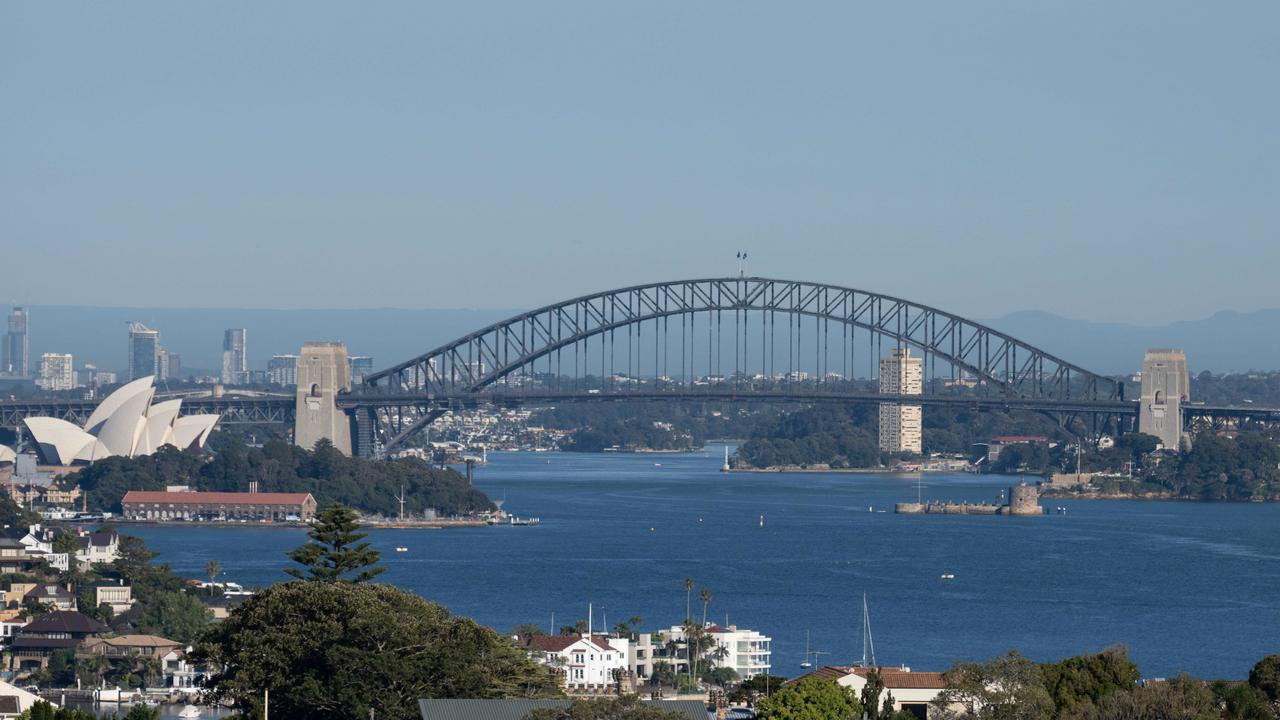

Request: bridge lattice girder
left=362, top=277, right=1121, bottom=402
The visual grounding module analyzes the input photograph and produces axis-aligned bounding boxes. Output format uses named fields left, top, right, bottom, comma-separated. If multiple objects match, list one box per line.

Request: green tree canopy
left=1038, top=646, right=1140, bottom=716
left=1248, top=654, right=1280, bottom=702
left=933, top=651, right=1053, bottom=720
left=756, top=678, right=862, bottom=720
left=194, top=581, right=562, bottom=720
left=285, top=503, right=385, bottom=583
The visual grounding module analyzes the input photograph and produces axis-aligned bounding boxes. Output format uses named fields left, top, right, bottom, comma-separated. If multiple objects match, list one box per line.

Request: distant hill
left=983, top=309, right=1280, bottom=375
left=15, top=304, right=1280, bottom=377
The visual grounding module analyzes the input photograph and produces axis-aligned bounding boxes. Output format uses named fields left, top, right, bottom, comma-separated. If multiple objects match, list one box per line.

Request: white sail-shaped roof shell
left=170, top=415, right=221, bottom=451
left=93, top=386, right=155, bottom=458
left=0, top=445, right=16, bottom=464
left=83, top=376, right=155, bottom=436
left=23, top=417, right=96, bottom=466
left=137, top=399, right=182, bottom=455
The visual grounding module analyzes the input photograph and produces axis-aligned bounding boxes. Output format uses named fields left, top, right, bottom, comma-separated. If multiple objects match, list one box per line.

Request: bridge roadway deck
left=338, top=390, right=1139, bottom=416
left=4, top=392, right=1279, bottom=427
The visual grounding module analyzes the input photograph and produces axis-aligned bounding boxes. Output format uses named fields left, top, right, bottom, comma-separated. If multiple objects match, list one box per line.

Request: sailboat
left=799, top=630, right=813, bottom=669
left=853, top=593, right=877, bottom=668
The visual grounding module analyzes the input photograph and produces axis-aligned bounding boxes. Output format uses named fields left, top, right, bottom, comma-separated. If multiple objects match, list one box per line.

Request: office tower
left=349, top=356, right=374, bottom=385
left=167, top=352, right=182, bottom=381
left=37, top=353, right=75, bottom=391
left=222, top=328, right=247, bottom=384
left=878, top=347, right=923, bottom=454
left=268, top=355, right=299, bottom=386
left=3, top=306, right=29, bottom=376
left=128, top=322, right=160, bottom=380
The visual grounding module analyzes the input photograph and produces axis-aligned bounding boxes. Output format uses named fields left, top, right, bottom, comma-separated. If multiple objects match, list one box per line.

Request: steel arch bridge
left=352, top=276, right=1125, bottom=455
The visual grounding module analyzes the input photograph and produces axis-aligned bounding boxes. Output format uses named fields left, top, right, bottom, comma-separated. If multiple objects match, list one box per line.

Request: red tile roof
left=786, top=666, right=947, bottom=690
left=122, top=491, right=314, bottom=506
left=526, top=635, right=614, bottom=654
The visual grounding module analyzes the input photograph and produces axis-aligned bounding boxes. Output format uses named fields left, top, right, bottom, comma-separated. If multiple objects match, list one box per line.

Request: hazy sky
left=2, top=3, right=1277, bottom=323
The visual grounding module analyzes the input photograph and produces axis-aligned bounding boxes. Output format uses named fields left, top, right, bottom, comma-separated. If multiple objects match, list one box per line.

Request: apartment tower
left=878, top=347, right=923, bottom=454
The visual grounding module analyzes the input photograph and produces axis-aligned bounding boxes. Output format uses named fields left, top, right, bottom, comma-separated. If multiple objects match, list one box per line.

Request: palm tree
left=205, top=559, right=221, bottom=596
left=700, top=588, right=713, bottom=626
left=683, top=577, right=694, bottom=620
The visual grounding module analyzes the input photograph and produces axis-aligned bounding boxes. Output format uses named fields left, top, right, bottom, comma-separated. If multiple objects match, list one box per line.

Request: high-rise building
left=349, top=356, right=374, bottom=385
left=128, top=322, right=161, bottom=381
left=268, top=355, right=299, bottom=386
left=222, top=328, right=247, bottom=385
left=166, top=352, right=182, bottom=381
left=37, top=353, right=75, bottom=391
left=878, top=347, right=923, bottom=454
left=1138, top=349, right=1190, bottom=451
left=3, top=306, right=29, bottom=377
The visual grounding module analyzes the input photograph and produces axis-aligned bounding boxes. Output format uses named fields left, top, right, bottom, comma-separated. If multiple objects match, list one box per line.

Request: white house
left=162, top=648, right=203, bottom=690
left=76, top=531, right=120, bottom=570
left=790, top=666, right=947, bottom=719
left=524, top=635, right=631, bottom=691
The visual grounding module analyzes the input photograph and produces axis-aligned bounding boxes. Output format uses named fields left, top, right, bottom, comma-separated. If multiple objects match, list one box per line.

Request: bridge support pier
left=295, top=342, right=353, bottom=455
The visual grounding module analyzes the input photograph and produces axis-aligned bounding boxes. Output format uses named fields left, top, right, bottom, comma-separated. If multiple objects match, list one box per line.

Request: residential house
left=7, top=611, right=109, bottom=671
left=787, top=666, right=947, bottom=719
left=92, top=581, right=135, bottom=614
left=0, top=620, right=28, bottom=643
left=2, top=584, right=35, bottom=609
left=15, top=526, right=69, bottom=572
left=0, top=540, right=34, bottom=575
left=0, top=679, right=48, bottom=716
left=79, top=634, right=183, bottom=661
left=76, top=531, right=120, bottom=569
left=23, top=584, right=76, bottom=611
left=162, top=647, right=204, bottom=689
left=522, top=635, right=631, bottom=692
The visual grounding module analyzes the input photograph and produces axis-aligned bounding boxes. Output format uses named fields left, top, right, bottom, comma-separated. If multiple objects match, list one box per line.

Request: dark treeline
left=72, top=432, right=495, bottom=516
left=736, top=405, right=1070, bottom=469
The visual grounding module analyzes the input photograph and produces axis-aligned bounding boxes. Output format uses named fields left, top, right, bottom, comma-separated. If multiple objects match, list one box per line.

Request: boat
left=178, top=706, right=202, bottom=719
left=395, top=547, right=408, bottom=553
left=940, top=573, right=955, bottom=580
left=510, top=517, right=541, bottom=526
left=799, top=630, right=813, bottom=669
left=852, top=593, right=877, bottom=668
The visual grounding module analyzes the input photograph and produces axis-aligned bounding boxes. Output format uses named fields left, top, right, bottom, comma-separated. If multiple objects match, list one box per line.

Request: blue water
left=127, top=447, right=1280, bottom=680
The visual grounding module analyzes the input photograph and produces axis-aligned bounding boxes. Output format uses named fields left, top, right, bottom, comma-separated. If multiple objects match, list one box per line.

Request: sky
left=2, top=3, right=1277, bottom=324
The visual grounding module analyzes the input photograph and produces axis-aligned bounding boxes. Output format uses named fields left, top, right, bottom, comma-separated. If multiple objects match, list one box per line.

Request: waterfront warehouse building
left=878, top=347, right=923, bottom=454
left=122, top=490, right=317, bottom=522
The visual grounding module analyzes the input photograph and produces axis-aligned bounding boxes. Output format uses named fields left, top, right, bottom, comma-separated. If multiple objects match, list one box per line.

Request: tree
left=130, top=589, right=213, bottom=644
left=285, top=504, right=385, bottom=583
left=205, top=559, right=221, bottom=594
left=683, top=578, right=694, bottom=621
left=1249, top=654, right=1280, bottom=703
left=1066, top=674, right=1218, bottom=720
left=1038, top=646, right=1140, bottom=717
left=524, top=696, right=692, bottom=720
left=194, top=582, right=561, bottom=720
left=700, top=588, right=713, bottom=626
left=513, top=623, right=547, bottom=638
left=756, top=678, right=861, bottom=720
left=860, top=669, right=885, bottom=720
left=728, top=673, right=787, bottom=704
left=932, top=651, right=1053, bottom=720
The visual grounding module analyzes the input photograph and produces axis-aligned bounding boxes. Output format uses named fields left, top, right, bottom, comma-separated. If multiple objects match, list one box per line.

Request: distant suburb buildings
left=878, top=347, right=922, bottom=454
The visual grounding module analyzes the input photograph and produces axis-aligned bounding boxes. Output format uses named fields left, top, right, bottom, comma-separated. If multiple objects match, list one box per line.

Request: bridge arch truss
left=357, top=277, right=1122, bottom=453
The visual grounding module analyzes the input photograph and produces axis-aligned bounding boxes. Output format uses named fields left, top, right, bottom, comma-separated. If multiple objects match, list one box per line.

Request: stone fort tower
left=1138, top=349, right=1189, bottom=451
left=295, top=342, right=353, bottom=455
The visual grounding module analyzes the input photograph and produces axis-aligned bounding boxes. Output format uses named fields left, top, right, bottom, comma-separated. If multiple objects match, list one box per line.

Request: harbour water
left=128, top=447, right=1280, bottom=681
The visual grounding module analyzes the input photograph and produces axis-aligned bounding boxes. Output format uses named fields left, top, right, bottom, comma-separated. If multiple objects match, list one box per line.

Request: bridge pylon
left=295, top=342, right=354, bottom=455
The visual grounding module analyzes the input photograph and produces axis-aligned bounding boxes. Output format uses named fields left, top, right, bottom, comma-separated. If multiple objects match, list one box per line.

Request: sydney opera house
left=22, top=376, right=220, bottom=466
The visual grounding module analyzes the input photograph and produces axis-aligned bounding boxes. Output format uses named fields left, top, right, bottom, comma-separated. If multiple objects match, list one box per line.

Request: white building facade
left=526, top=635, right=631, bottom=690
left=37, top=354, right=75, bottom=392
left=878, top=347, right=923, bottom=454
left=630, top=623, right=772, bottom=682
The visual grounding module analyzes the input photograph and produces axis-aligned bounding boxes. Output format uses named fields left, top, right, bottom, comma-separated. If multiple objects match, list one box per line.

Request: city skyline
left=2, top=3, right=1278, bottom=324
